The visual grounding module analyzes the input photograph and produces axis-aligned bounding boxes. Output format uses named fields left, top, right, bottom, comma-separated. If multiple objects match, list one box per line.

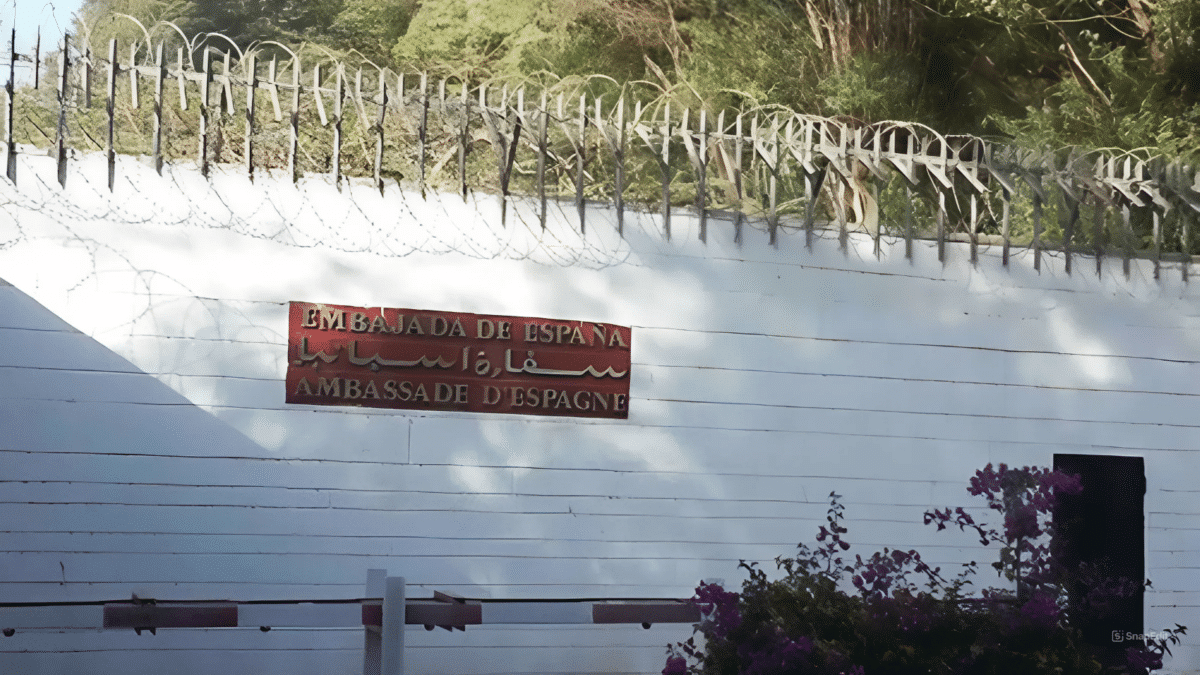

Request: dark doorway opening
left=1053, top=454, right=1146, bottom=662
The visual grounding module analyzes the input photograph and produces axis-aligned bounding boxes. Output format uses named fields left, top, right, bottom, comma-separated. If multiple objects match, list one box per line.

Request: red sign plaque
left=286, top=303, right=632, bottom=419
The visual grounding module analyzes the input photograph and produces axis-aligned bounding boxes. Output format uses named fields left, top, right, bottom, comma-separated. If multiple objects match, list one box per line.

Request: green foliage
left=672, top=2, right=819, bottom=112
left=177, top=0, right=343, bottom=45
left=816, top=54, right=923, bottom=121
left=516, top=15, right=663, bottom=85
left=70, top=0, right=1200, bottom=158
left=74, top=0, right=194, bottom=54
left=328, top=0, right=419, bottom=65
left=391, top=0, right=551, bottom=77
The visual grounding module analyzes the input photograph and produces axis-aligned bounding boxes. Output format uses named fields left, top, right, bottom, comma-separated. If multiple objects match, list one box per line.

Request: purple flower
left=1019, top=591, right=1061, bottom=629
left=662, top=655, right=688, bottom=675
left=738, top=627, right=814, bottom=675
left=665, top=465, right=1182, bottom=675
left=1126, top=646, right=1163, bottom=673
left=1004, top=504, right=1040, bottom=541
left=694, top=581, right=742, bottom=641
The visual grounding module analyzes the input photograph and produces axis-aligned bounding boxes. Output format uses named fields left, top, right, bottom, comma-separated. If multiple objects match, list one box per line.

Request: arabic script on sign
left=286, top=303, right=632, bottom=419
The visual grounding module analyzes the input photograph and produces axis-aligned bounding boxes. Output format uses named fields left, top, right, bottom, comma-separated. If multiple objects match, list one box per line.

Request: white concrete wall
left=1, top=152, right=1199, bottom=674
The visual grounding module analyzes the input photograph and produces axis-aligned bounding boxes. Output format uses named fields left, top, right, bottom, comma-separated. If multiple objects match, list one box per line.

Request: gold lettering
left=431, top=317, right=449, bottom=337
left=406, top=316, right=424, bottom=335
left=592, top=391, right=609, bottom=411
left=614, top=393, right=628, bottom=412
left=607, top=329, right=628, bottom=349
left=573, top=391, right=591, bottom=410
left=384, top=380, right=399, bottom=400
left=482, top=385, right=501, bottom=405
left=398, top=381, right=413, bottom=401
left=454, top=384, right=469, bottom=404
left=568, top=327, right=586, bottom=345
left=497, top=321, right=511, bottom=339
left=524, top=323, right=537, bottom=342
left=474, top=352, right=491, bottom=376
left=541, top=389, right=557, bottom=408
left=350, top=313, right=369, bottom=332
left=343, top=379, right=362, bottom=399
left=294, top=378, right=313, bottom=395
left=526, top=387, right=540, bottom=407
left=369, top=316, right=389, bottom=333
left=539, top=324, right=553, bottom=343
left=392, top=314, right=405, bottom=334
left=556, top=325, right=571, bottom=344
left=434, top=383, right=454, bottom=403
left=362, top=380, right=380, bottom=399
left=591, top=325, right=605, bottom=346
left=317, top=377, right=341, bottom=397
left=478, top=319, right=495, bottom=339
left=319, top=308, right=346, bottom=331
left=449, top=319, right=467, bottom=338
left=412, top=383, right=430, bottom=403
left=301, top=308, right=319, bottom=328
left=510, top=386, right=525, bottom=407
left=555, top=392, right=572, bottom=409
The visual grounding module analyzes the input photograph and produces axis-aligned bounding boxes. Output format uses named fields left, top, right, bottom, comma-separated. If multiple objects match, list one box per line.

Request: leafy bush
left=665, top=465, right=1187, bottom=675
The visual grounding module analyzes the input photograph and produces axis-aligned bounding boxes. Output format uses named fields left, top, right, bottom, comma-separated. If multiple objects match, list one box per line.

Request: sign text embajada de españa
left=286, top=303, right=631, bottom=418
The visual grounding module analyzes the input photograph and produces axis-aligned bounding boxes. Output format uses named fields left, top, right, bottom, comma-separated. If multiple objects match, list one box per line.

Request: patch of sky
left=2, top=0, right=82, bottom=74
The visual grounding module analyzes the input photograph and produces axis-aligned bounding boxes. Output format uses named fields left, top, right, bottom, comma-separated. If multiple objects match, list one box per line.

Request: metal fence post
left=363, top=569, right=385, bottom=675
left=382, top=576, right=406, bottom=675
left=6, top=28, right=17, bottom=184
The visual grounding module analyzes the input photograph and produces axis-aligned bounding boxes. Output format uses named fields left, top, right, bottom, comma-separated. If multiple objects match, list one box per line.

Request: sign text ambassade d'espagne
left=286, top=303, right=632, bottom=419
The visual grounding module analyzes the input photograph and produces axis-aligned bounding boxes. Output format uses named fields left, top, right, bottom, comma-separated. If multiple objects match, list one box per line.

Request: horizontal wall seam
left=642, top=325, right=1200, bottom=365
left=0, top=532, right=989, bottom=548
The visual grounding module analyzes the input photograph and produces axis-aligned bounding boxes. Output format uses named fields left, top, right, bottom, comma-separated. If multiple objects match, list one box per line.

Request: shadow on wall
left=0, top=278, right=290, bottom=600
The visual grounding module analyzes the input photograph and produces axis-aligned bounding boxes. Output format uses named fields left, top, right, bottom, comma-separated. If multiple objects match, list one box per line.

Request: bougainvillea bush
left=665, top=464, right=1186, bottom=675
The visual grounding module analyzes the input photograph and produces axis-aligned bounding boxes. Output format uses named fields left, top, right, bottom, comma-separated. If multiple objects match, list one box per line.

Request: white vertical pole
left=363, top=569, right=386, bottom=675
left=382, top=577, right=406, bottom=675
